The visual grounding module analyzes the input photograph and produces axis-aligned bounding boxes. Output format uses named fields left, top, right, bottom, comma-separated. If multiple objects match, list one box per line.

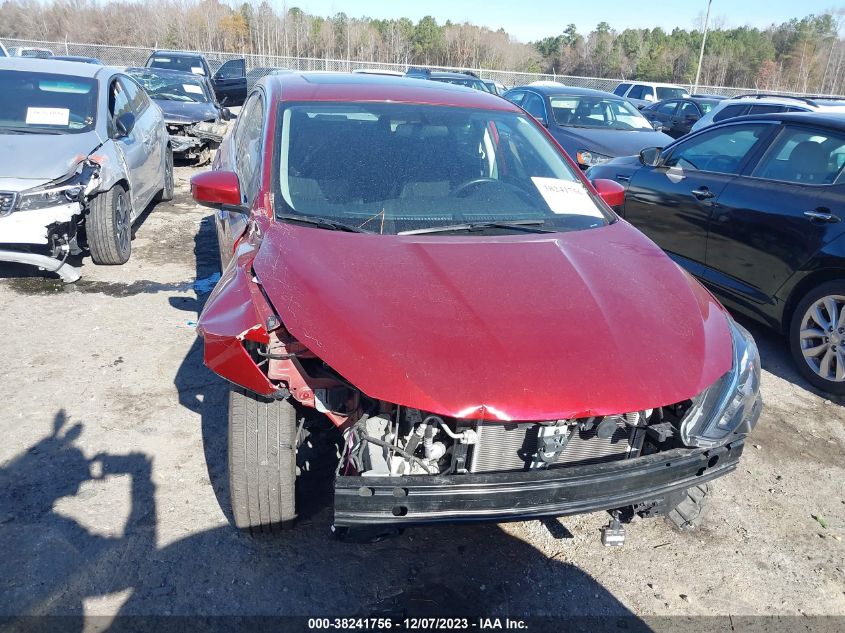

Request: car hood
left=551, top=126, right=674, bottom=158
left=155, top=99, right=218, bottom=124
left=0, top=131, right=102, bottom=185
left=252, top=220, right=732, bottom=421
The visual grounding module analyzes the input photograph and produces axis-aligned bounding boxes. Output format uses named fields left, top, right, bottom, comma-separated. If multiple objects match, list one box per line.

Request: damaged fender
left=196, top=234, right=280, bottom=397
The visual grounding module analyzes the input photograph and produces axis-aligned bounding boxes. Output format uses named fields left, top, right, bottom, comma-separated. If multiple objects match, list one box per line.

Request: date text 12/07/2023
left=306, top=617, right=529, bottom=630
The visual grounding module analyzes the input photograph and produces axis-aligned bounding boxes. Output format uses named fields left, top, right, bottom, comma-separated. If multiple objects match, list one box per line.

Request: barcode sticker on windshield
left=183, top=84, right=204, bottom=94
left=531, top=177, right=604, bottom=218
left=26, top=107, right=70, bottom=126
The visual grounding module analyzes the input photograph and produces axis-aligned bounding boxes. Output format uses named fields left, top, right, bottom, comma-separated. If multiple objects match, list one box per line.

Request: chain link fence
left=3, top=37, right=839, bottom=99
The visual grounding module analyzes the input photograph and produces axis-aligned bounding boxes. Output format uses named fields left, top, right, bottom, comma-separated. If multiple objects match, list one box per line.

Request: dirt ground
left=0, top=164, right=843, bottom=628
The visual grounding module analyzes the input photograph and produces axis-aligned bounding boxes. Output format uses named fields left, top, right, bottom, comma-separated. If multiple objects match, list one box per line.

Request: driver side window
left=664, top=123, right=769, bottom=175
left=522, top=93, right=546, bottom=122
left=108, top=79, right=131, bottom=138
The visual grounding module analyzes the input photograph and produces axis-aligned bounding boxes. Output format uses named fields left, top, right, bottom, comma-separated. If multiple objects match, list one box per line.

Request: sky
left=284, top=0, right=841, bottom=42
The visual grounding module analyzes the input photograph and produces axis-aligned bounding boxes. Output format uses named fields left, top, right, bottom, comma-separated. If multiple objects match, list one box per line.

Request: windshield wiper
left=399, top=220, right=554, bottom=235
left=277, top=214, right=371, bottom=233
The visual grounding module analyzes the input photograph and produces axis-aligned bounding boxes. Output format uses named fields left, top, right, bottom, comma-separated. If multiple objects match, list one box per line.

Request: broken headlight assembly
left=16, top=161, right=98, bottom=212
left=679, top=318, right=762, bottom=447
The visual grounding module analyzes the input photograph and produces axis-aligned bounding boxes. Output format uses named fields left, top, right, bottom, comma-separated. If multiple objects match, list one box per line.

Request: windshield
left=128, top=69, right=210, bottom=103
left=0, top=70, right=97, bottom=134
left=275, top=103, right=612, bottom=235
left=656, top=87, right=689, bottom=100
left=550, top=96, right=653, bottom=130
left=430, top=76, right=492, bottom=92
left=147, top=55, right=206, bottom=75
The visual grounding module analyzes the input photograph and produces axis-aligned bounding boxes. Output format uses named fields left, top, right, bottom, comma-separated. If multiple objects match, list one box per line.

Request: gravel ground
left=0, top=164, right=843, bottom=627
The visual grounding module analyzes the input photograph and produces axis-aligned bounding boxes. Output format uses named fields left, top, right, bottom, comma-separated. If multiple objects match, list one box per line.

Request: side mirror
left=639, top=147, right=663, bottom=167
left=191, top=170, right=243, bottom=210
left=221, top=107, right=232, bottom=121
left=651, top=120, right=665, bottom=131
left=591, top=178, right=625, bottom=208
left=114, top=111, right=135, bottom=138
left=534, top=114, right=548, bottom=127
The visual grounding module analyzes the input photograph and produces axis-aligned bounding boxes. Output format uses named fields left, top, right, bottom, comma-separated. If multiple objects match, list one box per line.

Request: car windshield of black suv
left=128, top=69, right=211, bottom=103
left=0, top=70, right=97, bottom=134
left=550, top=96, right=653, bottom=131
left=275, top=103, right=612, bottom=235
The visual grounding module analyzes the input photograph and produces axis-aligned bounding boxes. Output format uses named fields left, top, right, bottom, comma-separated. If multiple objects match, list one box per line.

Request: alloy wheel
left=798, top=294, right=845, bottom=382
left=115, top=193, right=130, bottom=253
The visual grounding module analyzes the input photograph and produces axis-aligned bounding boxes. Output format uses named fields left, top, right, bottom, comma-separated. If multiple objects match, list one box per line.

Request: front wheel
left=228, top=387, right=298, bottom=533
left=88, top=184, right=131, bottom=265
left=789, top=281, right=845, bottom=394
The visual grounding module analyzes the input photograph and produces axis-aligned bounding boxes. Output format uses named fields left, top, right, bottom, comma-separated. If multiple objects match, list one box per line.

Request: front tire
left=88, top=184, right=131, bottom=265
left=228, top=387, right=297, bottom=533
left=789, top=281, right=845, bottom=395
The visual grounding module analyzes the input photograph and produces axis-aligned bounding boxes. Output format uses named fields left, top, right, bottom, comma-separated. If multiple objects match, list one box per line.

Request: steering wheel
left=451, top=177, right=500, bottom=197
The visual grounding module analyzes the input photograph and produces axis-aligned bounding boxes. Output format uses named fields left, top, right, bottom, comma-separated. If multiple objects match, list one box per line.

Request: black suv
left=405, top=67, right=492, bottom=93
left=145, top=50, right=247, bottom=106
left=587, top=112, right=845, bottom=393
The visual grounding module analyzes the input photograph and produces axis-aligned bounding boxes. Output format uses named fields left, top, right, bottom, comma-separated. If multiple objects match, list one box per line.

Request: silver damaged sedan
left=0, top=58, right=173, bottom=282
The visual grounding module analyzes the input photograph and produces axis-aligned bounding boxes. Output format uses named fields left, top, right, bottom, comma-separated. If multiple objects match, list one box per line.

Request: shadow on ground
left=0, top=414, right=646, bottom=631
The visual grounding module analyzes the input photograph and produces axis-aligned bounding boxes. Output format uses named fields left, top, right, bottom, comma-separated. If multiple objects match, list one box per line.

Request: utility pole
left=693, top=0, right=712, bottom=94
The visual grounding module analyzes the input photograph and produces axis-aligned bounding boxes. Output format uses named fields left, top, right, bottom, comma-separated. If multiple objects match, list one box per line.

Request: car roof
left=149, top=50, right=205, bottom=59
left=719, top=94, right=845, bottom=109
left=0, top=57, right=107, bottom=78
left=53, top=55, right=101, bottom=63
left=512, top=84, right=619, bottom=99
left=627, top=81, right=687, bottom=88
left=428, top=71, right=479, bottom=79
left=264, top=72, right=517, bottom=111
left=714, top=111, right=845, bottom=130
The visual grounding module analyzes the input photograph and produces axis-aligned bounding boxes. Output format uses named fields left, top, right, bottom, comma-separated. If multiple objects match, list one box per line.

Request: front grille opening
left=468, top=419, right=642, bottom=474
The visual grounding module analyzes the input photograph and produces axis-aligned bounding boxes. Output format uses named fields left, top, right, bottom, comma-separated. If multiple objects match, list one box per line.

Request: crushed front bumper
left=0, top=249, right=80, bottom=282
left=334, top=440, right=743, bottom=526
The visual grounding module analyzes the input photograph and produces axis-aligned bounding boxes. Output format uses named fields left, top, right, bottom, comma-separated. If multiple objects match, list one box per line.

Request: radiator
left=468, top=419, right=640, bottom=473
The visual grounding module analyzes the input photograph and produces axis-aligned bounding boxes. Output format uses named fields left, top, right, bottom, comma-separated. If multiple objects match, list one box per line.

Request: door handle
left=691, top=187, right=716, bottom=200
left=804, top=209, right=841, bottom=223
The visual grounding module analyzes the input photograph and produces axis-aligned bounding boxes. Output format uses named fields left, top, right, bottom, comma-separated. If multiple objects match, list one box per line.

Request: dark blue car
left=503, top=84, right=674, bottom=170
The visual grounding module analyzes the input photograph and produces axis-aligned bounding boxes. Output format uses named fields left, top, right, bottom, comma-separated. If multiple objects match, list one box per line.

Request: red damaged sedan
left=190, top=73, right=762, bottom=540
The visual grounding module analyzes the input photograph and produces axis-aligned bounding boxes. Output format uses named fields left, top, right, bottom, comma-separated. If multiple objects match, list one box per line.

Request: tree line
left=1, top=0, right=843, bottom=93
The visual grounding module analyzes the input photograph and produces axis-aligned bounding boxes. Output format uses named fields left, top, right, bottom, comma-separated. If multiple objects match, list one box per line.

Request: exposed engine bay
left=342, top=405, right=687, bottom=477
left=247, top=330, right=696, bottom=479
left=167, top=121, right=227, bottom=164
